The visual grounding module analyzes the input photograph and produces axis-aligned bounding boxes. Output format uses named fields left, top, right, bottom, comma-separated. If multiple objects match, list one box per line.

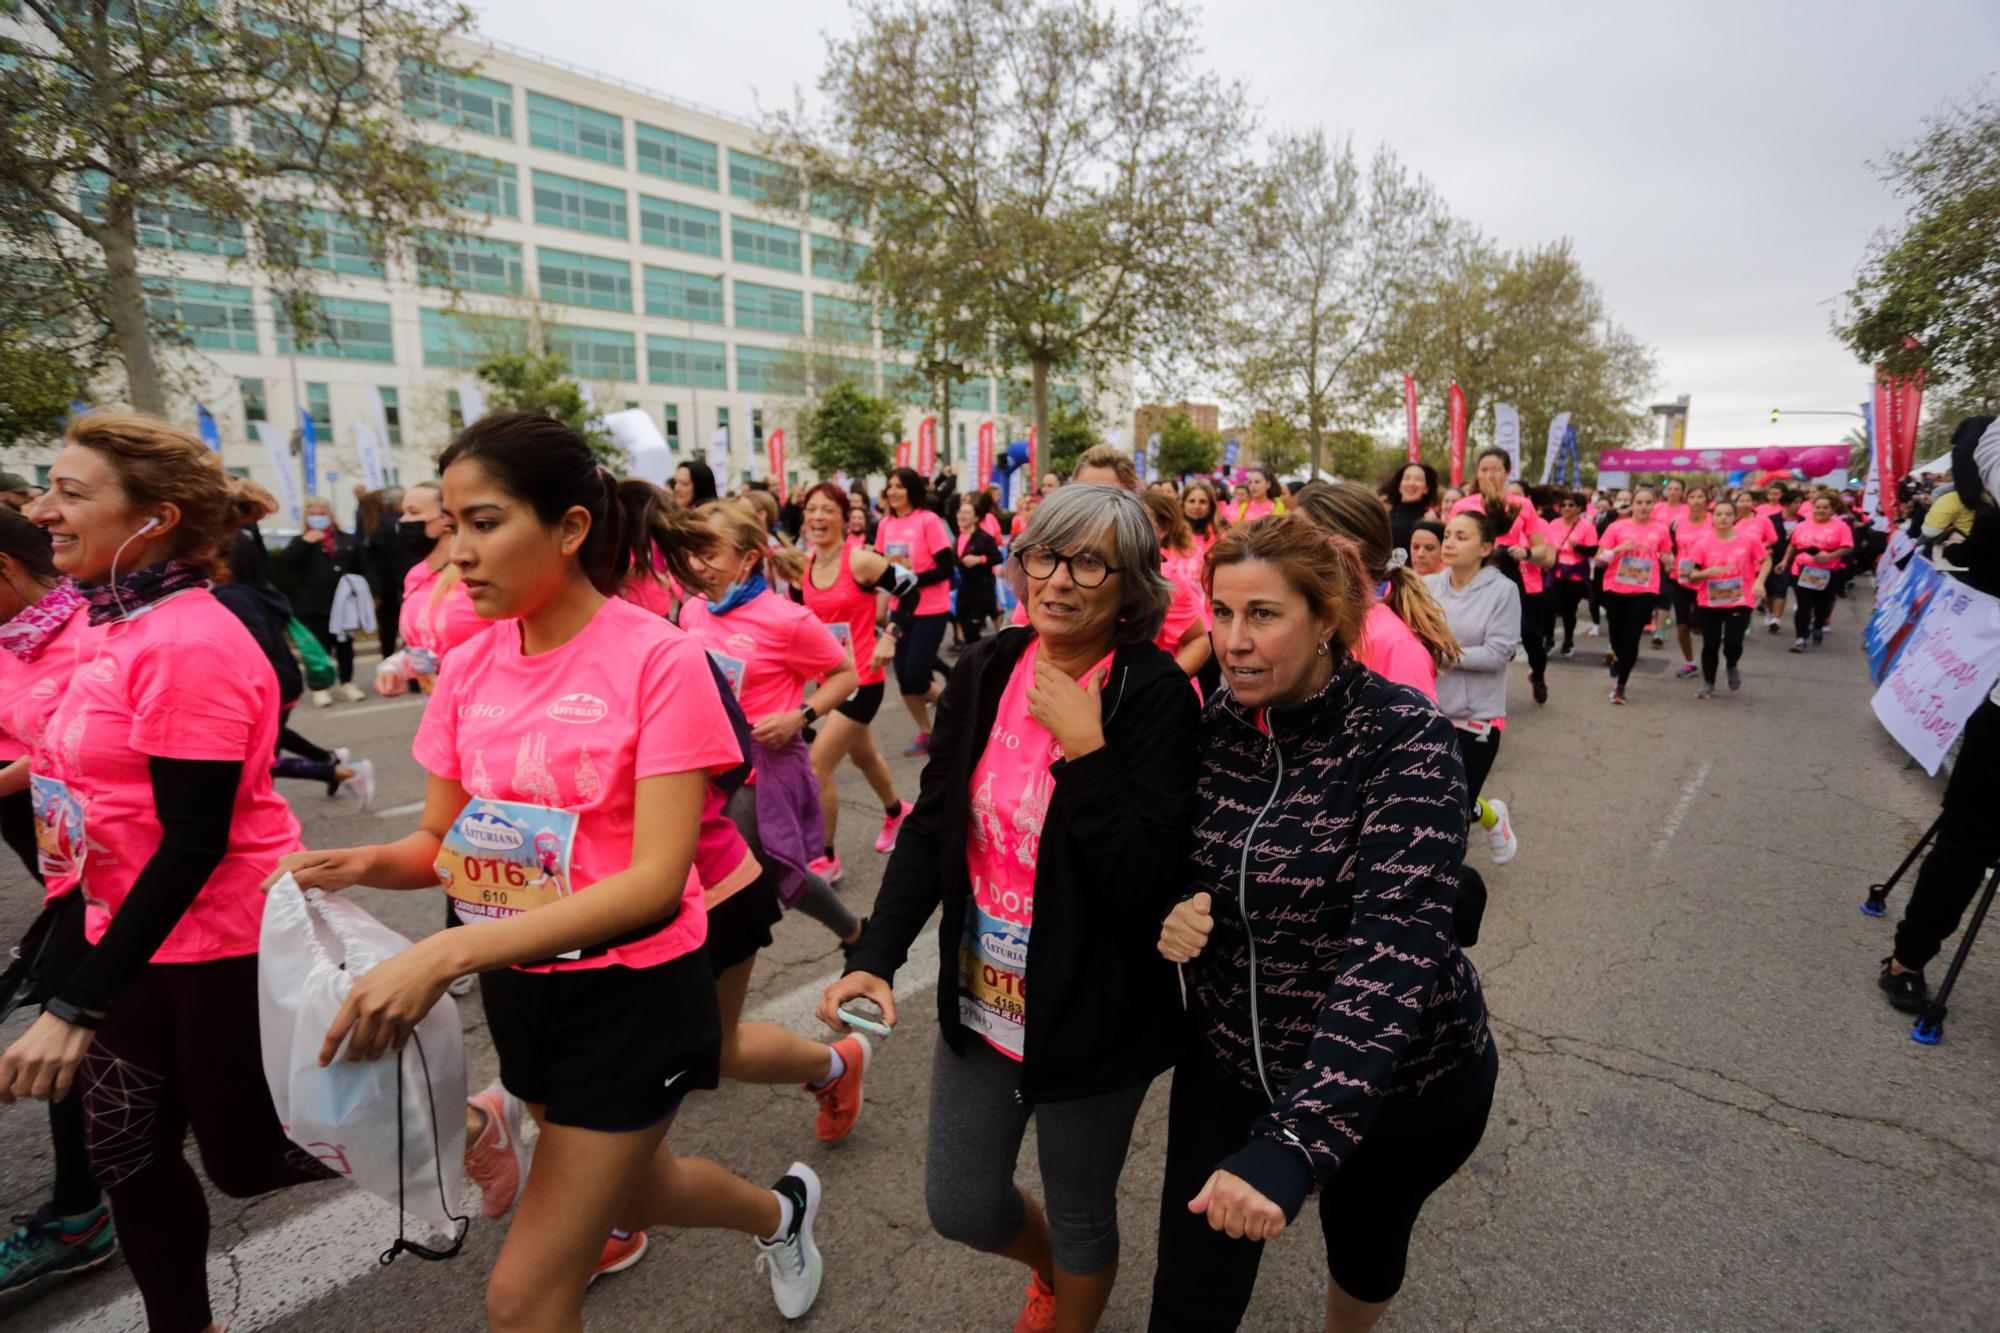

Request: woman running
left=954, top=494, right=1003, bottom=644
left=1684, top=497, right=1771, bottom=697
left=1786, top=492, right=1854, bottom=651
left=1408, top=519, right=1446, bottom=577
left=0, top=510, right=115, bottom=1299
left=1547, top=491, right=1600, bottom=656
left=1144, top=491, right=1213, bottom=679
left=872, top=467, right=956, bottom=756
left=1651, top=478, right=1690, bottom=646
left=1661, top=483, right=1715, bottom=680
left=1181, top=479, right=1222, bottom=556
left=377, top=481, right=488, bottom=695
left=1452, top=448, right=1553, bottom=703
left=1425, top=511, right=1523, bottom=864
left=673, top=459, right=719, bottom=509
left=1, top=411, right=338, bottom=1333
left=1379, top=461, right=1440, bottom=558
left=271, top=413, right=828, bottom=1328
left=793, top=483, right=912, bottom=885
left=1292, top=481, right=1457, bottom=700
left=1594, top=486, right=1675, bottom=704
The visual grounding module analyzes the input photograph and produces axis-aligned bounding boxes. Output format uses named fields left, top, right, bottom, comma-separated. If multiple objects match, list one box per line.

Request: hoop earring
left=1315, top=640, right=1330, bottom=657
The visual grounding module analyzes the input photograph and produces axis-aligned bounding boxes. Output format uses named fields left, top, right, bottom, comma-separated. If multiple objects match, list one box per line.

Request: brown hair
left=1072, top=444, right=1139, bottom=491
left=229, top=480, right=280, bottom=525
left=1290, top=481, right=1460, bottom=669
left=699, top=498, right=805, bottom=584
left=1203, top=515, right=1370, bottom=663
left=1143, top=489, right=1195, bottom=557
left=65, top=409, right=237, bottom=578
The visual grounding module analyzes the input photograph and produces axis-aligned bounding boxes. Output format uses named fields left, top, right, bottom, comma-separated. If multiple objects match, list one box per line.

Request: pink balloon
left=1756, top=446, right=1788, bottom=472
left=1800, top=448, right=1839, bottom=476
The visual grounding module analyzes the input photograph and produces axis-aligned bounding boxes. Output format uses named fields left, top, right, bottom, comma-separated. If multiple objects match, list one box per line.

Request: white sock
left=808, top=1046, right=846, bottom=1090
left=764, top=1192, right=796, bottom=1243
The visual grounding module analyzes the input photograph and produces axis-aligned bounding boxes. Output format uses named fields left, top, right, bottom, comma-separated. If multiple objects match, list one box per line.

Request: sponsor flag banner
left=253, top=421, right=303, bottom=522
left=1596, top=446, right=1843, bottom=472
left=1145, top=432, right=1160, bottom=480
left=1447, top=383, right=1466, bottom=487
left=196, top=404, right=222, bottom=453
left=1865, top=547, right=1943, bottom=684
left=1223, top=439, right=1240, bottom=469
left=299, top=409, right=318, bottom=498
left=977, top=421, right=995, bottom=483
left=457, top=379, right=487, bottom=425
left=1871, top=569, right=2000, bottom=774
left=1028, top=426, right=1038, bottom=486
left=707, top=425, right=730, bottom=476
left=1873, top=361, right=1924, bottom=519
left=768, top=429, right=787, bottom=501
left=1538, top=412, right=1572, bottom=484
left=896, top=439, right=911, bottom=469
left=917, top=416, right=936, bottom=474
left=1493, top=403, right=1521, bottom=479
left=353, top=422, right=386, bottom=494
left=1403, top=375, right=1420, bottom=462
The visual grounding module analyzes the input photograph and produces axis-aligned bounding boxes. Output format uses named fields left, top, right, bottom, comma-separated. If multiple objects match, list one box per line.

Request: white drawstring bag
left=259, top=874, right=470, bottom=1257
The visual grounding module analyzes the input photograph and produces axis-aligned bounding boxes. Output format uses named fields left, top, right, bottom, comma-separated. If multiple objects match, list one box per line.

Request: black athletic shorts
left=480, top=949, right=721, bottom=1132
left=703, top=873, right=785, bottom=976
left=836, top=680, right=886, bottom=725
left=893, top=613, right=951, bottom=696
left=1670, top=579, right=1698, bottom=624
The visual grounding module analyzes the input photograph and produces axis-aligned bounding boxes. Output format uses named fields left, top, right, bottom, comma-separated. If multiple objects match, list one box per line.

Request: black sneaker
left=1531, top=674, right=1548, bottom=705
left=1812, top=629, right=1824, bottom=646
left=1727, top=666, right=1742, bottom=691
left=1789, top=637, right=1807, bottom=653
left=1560, top=642, right=1574, bottom=658
left=840, top=916, right=869, bottom=963
left=1877, top=957, right=1929, bottom=1013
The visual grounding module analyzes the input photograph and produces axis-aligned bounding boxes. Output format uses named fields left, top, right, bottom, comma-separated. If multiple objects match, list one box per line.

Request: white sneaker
left=1584, top=623, right=1600, bottom=637
left=755, top=1162, right=823, bottom=1319
left=336, top=682, right=367, bottom=703
left=1484, top=799, right=1518, bottom=865
left=341, top=758, right=375, bottom=811
left=312, top=689, right=333, bottom=708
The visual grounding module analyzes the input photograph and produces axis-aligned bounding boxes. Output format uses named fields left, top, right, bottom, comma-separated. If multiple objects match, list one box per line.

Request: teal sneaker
left=0, top=1200, right=118, bottom=1296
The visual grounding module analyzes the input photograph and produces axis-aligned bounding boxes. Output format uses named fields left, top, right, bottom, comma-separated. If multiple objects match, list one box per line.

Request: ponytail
left=1382, top=565, right=1461, bottom=670
left=608, top=477, right=718, bottom=596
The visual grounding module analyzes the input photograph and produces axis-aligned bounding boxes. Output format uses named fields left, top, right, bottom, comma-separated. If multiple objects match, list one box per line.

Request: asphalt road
left=4, top=589, right=1997, bottom=1332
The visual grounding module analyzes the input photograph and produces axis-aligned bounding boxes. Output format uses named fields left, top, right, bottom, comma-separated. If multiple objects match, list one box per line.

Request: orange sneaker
left=808, top=1034, right=871, bottom=1144
left=1015, top=1270, right=1057, bottom=1333
left=591, top=1229, right=649, bottom=1284
left=464, top=1084, right=525, bottom=1218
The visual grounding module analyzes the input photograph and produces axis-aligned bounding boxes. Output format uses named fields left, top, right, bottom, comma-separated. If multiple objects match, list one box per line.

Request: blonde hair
left=65, top=409, right=237, bottom=579
left=1290, top=481, right=1460, bottom=670
left=699, top=498, right=805, bottom=584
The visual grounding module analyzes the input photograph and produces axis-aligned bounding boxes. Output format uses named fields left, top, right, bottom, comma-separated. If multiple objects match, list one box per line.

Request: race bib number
left=436, top=799, right=579, bottom=928
left=1797, top=565, right=1831, bottom=591
left=30, top=772, right=86, bottom=883
left=957, top=897, right=1027, bottom=1060
left=1707, top=576, right=1744, bottom=605
left=404, top=645, right=441, bottom=677
left=704, top=648, right=748, bottom=698
left=827, top=622, right=852, bottom=650
left=1678, top=557, right=1697, bottom=579
left=1615, top=554, right=1655, bottom=587
left=884, top=541, right=912, bottom=564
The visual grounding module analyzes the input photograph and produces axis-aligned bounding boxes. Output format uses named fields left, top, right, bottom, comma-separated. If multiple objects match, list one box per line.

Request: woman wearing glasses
left=820, top=484, right=1199, bottom=1332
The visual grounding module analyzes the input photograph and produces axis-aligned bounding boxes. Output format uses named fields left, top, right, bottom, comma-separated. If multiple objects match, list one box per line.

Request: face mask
left=397, top=519, right=436, bottom=553
left=306, top=514, right=332, bottom=531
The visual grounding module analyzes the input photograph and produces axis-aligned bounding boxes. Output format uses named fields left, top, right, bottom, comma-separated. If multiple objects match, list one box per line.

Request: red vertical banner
left=896, top=439, right=911, bottom=470
left=1447, top=382, right=1467, bottom=487
left=917, top=415, right=936, bottom=474
left=1403, top=375, right=1420, bottom=462
left=767, top=429, right=786, bottom=502
left=1028, top=425, right=1039, bottom=487
left=976, top=421, right=994, bottom=484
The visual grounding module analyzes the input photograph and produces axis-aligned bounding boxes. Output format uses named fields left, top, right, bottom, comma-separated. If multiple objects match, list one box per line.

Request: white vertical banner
left=353, top=422, right=386, bottom=493
left=456, top=379, right=488, bottom=425
left=707, top=425, right=730, bottom=478
left=741, top=397, right=756, bottom=479
left=253, top=421, right=303, bottom=523
left=1538, top=411, right=1571, bottom=484
left=1493, top=403, right=1522, bottom=480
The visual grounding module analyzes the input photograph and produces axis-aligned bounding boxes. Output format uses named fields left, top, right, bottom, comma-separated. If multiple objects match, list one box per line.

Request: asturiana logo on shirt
left=546, top=692, right=608, bottom=724
left=459, top=810, right=525, bottom=851
left=30, top=677, right=58, bottom=700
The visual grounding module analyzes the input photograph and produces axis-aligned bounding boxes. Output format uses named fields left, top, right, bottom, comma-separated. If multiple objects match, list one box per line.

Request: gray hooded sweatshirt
left=1423, top=566, right=1521, bottom=725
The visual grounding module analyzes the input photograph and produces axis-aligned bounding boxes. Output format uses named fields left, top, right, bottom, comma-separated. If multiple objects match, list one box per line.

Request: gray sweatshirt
left=1423, top=566, right=1521, bottom=725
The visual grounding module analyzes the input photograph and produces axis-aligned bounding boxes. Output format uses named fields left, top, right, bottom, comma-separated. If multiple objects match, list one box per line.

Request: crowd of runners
left=0, top=408, right=1886, bottom=1332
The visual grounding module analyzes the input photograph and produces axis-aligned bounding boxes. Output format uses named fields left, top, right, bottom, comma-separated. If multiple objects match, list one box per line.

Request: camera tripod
left=1860, top=812, right=1997, bottom=1045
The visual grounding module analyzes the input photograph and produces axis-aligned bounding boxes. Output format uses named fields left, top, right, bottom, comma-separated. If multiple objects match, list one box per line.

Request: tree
left=1225, top=131, right=1450, bottom=479
left=801, top=379, right=898, bottom=480
left=770, top=0, right=1252, bottom=452
left=1369, top=234, right=1656, bottom=480
left=1246, top=412, right=1308, bottom=475
left=1839, top=91, right=2000, bottom=387
left=0, top=317, right=101, bottom=446
left=472, top=348, right=619, bottom=465
left=0, top=0, right=477, bottom=414
left=1043, top=403, right=1099, bottom=478
left=1152, top=409, right=1220, bottom=479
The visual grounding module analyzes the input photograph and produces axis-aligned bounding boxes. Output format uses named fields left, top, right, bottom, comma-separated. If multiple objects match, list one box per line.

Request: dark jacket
left=213, top=579, right=302, bottom=710
left=1184, top=662, right=1495, bottom=1220
left=280, top=527, right=366, bottom=618
left=954, top=526, right=1002, bottom=620
left=844, top=627, right=1200, bottom=1103
left=368, top=520, right=419, bottom=605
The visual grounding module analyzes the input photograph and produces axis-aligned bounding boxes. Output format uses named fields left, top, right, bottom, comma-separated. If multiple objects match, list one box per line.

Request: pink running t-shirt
left=1155, top=565, right=1207, bottom=658
left=1736, top=512, right=1778, bottom=550
left=1788, top=518, right=1855, bottom=575
left=1598, top=518, right=1674, bottom=595
left=401, top=559, right=488, bottom=672
left=875, top=508, right=955, bottom=616
left=1689, top=533, right=1767, bottom=609
left=802, top=541, right=885, bottom=688
left=960, top=641, right=1113, bottom=1060
left=1452, top=495, right=1546, bottom=593
left=1669, top=515, right=1714, bottom=582
left=0, top=595, right=89, bottom=766
left=1358, top=600, right=1437, bottom=701
left=677, top=590, right=849, bottom=724
left=413, top=596, right=741, bottom=972
left=1548, top=516, right=1599, bottom=567
left=33, top=590, right=300, bottom=958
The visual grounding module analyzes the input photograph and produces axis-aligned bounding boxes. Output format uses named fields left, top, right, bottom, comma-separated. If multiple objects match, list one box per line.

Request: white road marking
left=1650, top=758, right=1714, bottom=861
left=51, top=925, right=941, bottom=1332
left=317, top=697, right=428, bottom=722
left=372, top=800, right=427, bottom=820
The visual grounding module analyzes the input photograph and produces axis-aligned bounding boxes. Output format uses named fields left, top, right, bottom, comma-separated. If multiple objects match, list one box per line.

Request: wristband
left=800, top=703, right=818, bottom=725
left=43, top=997, right=101, bottom=1030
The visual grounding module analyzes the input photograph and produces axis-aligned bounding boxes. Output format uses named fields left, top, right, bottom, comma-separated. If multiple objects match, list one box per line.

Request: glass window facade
left=812, top=294, right=871, bottom=346
left=547, top=324, right=637, bottom=382
left=403, top=63, right=513, bottom=138
left=952, top=376, right=992, bottom=412
left=810, top=236, right=869, bottom=282
left=305, top=382, right=332, bottom=436
left=240, top=377, right=267, bottom=422
left=417, top=231, right=524, bottom=296
left=646, top=335, right=728, bottom=388
left=79, top=172, right=246, bottom=255
left=438, top=149, right=519, bottom=217
left=642, top=266, right=724, bottom=324
left=272, top=208, right=384, bottom=279
left=527, top=91, right=623, bottom=165
left=532, top=170, right=627, bottom=238
left=727, top=149, right=797, bottom=204
left=734, top=281, right=804, bottom=334
left=379, top=386, right=402, bottom=446
left=731, top=217, right=801, bottom=272
left=736, top=345, right=803, bottom=393
left=812, top=354, right=876, bottom=392
left=538, top=247, right=632, bottom=311
left=635, top=124, right=718, bottom=190
left=420, top=308, right=529, bottom=369
left=639, top=195, right=721, bottom=256
left=276, top=296, right=395, bottom=363
left=144, top=278, right=257, bottom=352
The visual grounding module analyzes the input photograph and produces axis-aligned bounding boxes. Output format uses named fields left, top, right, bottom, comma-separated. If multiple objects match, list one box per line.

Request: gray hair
left=1004, top=483, right=1172, bottom=645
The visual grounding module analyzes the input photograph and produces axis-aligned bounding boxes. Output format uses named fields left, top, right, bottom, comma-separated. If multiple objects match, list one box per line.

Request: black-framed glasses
left=1019, top=545, right=1120, bottom=588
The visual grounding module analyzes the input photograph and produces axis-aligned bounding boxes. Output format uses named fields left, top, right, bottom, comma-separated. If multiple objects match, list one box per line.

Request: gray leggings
left=923, top=1033, right=1150, bottom=1276
left=721, top=786, right=858, bottom=940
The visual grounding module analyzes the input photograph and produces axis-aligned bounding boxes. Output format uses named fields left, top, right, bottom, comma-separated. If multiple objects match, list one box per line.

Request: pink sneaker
left=464, top=1084, right=525, bottom=1218
left=875, top=801, right=911, bottom=853
left=808, top=852, right=842, bottom=884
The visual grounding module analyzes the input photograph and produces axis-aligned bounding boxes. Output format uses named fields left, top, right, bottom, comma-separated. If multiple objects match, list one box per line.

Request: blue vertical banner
left=195, top=404, right=222, bottom=453
left=299, top=407, right=318, bottom=498
left=1557, top=423, right=1581, bottom=488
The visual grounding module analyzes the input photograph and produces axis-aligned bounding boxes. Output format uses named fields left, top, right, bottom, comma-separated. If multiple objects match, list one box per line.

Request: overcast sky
left=475, top=0, right=1997, bottom=452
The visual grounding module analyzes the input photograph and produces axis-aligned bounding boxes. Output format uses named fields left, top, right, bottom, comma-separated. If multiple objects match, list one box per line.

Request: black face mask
left=397, top=519, right=436, bottom=554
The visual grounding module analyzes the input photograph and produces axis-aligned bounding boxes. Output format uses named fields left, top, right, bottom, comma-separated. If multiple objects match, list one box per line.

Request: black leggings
left=10, top=888, right=101, bottom=1218
left=299, top=614, right=355, bottom=686
left=1149, top=1043, right=1497, bottom=1328
left=273, top=713, right=340, bottom=789
left=83, top=955, right=334, bottom=1332
left=1793, top=582, right=1835, bottom=638
left=1603, top=593, right=1650, bottom=687
left=1517, top=586, right=1548, bottom=679
left=1458, top=728, right=1500, bottom=803
left=0, top=785, right=35, bottom=882
left=893, top=612, right=950, bottom=697
left=1696, top=606, right=1750, bottom=684
left=1554, top=576, right=1590, bottom=647
left=1896, top=698, right=2000, bottom=971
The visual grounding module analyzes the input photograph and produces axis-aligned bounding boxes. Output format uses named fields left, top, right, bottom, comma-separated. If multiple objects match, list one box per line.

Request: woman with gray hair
left=820, top=484, right=1200, bottom=1331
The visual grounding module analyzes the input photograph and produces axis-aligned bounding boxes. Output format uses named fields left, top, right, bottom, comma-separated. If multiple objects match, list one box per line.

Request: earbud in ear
left=138, top=516, right=161, bottom=534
